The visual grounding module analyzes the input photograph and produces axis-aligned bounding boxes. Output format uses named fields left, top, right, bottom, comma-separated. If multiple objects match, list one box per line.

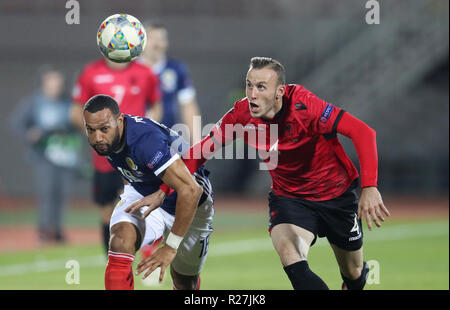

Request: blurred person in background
left=142, top=21, right=201, bottom=144
left=70, top=57, right=162, bottom=254
left=9, top=65, right=83, bottom=244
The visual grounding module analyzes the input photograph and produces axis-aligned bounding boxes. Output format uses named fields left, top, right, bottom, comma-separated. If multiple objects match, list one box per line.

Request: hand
left=358, top=187, right=391, bottom=231
left=136, top=244, right=177, bottom=283
left=125, top=190, right=166, bottom=218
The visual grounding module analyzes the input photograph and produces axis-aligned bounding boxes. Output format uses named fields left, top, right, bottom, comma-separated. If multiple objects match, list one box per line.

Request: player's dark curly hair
left=249, top=57, right=286, bottom=86
left=84, top=94, right=120, bottom=117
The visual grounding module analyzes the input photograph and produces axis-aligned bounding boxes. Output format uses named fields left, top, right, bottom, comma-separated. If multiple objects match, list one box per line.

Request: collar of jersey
left=260, top=96, right=287, bottom=123
left=113, top=117, right=128, bottom=154
left=152, top=58, right=168, bottom=75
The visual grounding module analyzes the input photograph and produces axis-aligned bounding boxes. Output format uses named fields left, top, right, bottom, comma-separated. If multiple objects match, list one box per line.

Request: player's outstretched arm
left=159, top=134, right=221, bottom=195
left=136, top=158, right=203, bottom=282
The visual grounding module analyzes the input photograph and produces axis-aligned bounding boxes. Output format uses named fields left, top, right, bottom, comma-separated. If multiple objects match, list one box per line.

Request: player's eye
left=257, top=85, right=265, bottom=90
left=246, top=82, right=252, bottom=88
left=101, top=127, right=109, bottom=133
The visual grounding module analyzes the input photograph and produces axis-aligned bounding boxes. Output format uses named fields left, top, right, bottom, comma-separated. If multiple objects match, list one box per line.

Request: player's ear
left=277, top=84, right=286, bottom=98
left=116, top=113, right=124, bottom=126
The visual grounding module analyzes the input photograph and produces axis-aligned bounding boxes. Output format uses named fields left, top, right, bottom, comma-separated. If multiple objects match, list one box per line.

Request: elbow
left=179, top=181, right=203, bottom=202
left=369, top=126, right=376, bottom=139
left=192, top=182, right=203, bottom=201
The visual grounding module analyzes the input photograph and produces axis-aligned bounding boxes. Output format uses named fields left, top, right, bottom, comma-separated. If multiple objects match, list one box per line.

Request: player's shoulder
left=166, top=58, right=187, bottom=69
left=125, top=115, right=165, bottom=145
left=285, top=84, right=314, bottom=100
left=285, top=84, right=326, bottom=109
left=233, top=97, right=249, bottom=111
left=229, top=97, right=251, bottom=120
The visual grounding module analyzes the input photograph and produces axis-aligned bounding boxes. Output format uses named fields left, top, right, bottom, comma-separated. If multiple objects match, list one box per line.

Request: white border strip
left=154, top=153, right=180, bottom=176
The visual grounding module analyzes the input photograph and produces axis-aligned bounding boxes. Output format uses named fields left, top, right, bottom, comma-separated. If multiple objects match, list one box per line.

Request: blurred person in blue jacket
left=9, top=65, right=83, bottom=244
left=142, top=21, right=201, bottom=144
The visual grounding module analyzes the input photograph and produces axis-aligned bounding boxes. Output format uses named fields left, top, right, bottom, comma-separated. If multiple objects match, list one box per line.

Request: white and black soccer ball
left=96, top=14, right=147, bottom=63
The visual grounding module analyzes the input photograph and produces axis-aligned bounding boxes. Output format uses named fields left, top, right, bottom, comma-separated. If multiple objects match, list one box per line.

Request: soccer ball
left=96, top=14, right=147, bottom=63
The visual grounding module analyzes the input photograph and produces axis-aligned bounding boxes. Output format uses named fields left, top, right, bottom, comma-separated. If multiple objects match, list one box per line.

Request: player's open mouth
left=249, top=102, right=259, bottom=113
left=95, top=144, right=108, bottom=151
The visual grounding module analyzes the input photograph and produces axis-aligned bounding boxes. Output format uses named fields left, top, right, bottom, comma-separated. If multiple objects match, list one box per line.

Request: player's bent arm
left=135, top=158, right=202, bottom=282
left=159, top=157, right=203, bottom=240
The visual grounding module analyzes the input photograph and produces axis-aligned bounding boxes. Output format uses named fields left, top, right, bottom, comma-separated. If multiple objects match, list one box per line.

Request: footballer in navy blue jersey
left=105, top=113, right=211, bottom=215
left=83, top=94, right=214, bottom=290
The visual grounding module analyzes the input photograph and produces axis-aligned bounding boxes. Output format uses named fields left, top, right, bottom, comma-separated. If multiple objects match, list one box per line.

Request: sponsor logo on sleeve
left=320, top=104, right=334, bottom=123
left=147, top=151, right=164, bottom=169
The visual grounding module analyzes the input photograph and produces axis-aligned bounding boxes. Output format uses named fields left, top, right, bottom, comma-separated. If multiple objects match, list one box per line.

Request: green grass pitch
left=0, top=208, right=448, bottom=290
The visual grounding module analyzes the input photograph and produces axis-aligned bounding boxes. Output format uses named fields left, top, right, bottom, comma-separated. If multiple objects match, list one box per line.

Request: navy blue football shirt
left=106, top=114, right=210, bottom=215
left=153, top=59, right=195, bottom=128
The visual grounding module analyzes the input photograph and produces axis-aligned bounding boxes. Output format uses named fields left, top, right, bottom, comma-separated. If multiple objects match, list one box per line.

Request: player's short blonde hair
left=249, top=57, right=286, bottom=86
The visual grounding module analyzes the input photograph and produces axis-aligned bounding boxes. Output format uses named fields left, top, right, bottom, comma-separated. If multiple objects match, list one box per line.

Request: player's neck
left=148, top=56, right=166, bottom=74
left=113, top=118, right=127, bottom=153
left=106, top=60, right=129, bottom=71
left=261, top=98, right=283, bottom=122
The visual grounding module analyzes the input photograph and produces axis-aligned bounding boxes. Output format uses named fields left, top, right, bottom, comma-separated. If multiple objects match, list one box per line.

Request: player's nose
left=93, top=130, right=105, bottom=143
left=250, top=87, right=258, bottom=99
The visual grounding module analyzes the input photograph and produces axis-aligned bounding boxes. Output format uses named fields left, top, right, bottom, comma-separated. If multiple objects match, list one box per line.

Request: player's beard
left=91, top=129, right=121, bottom=156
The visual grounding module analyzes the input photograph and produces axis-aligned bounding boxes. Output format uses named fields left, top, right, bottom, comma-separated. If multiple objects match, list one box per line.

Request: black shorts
left=268, top=179, right=363, bottom=251
left=93, top=170, right=124, bottom=206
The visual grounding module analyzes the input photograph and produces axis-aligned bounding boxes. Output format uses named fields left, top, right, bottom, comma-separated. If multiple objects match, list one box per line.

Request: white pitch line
left=0, top=221, right=447, bottom=277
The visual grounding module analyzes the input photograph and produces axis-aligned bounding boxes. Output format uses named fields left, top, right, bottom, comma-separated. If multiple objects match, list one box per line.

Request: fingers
left=141, top=208, right=153, bottom=219
left=125, top=200, right=143, bottom=214
left=363, top=209, right=373, bottom=231
left=159, top=265, right=167, bottom=283
left=136, top=258, right=153, bottom=275
left=143, top=263, right=159, bottom=280
left=374, top=206, right=385, bottom=223
left=380, top=203, right=391, bottom=218
left=360, top=203, right=390, bottom=231
left=370, top=208, right=381, bottom=228
left=136, top=258, right=167, bottom=282
left=141, top=201, right=163, bottom=218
